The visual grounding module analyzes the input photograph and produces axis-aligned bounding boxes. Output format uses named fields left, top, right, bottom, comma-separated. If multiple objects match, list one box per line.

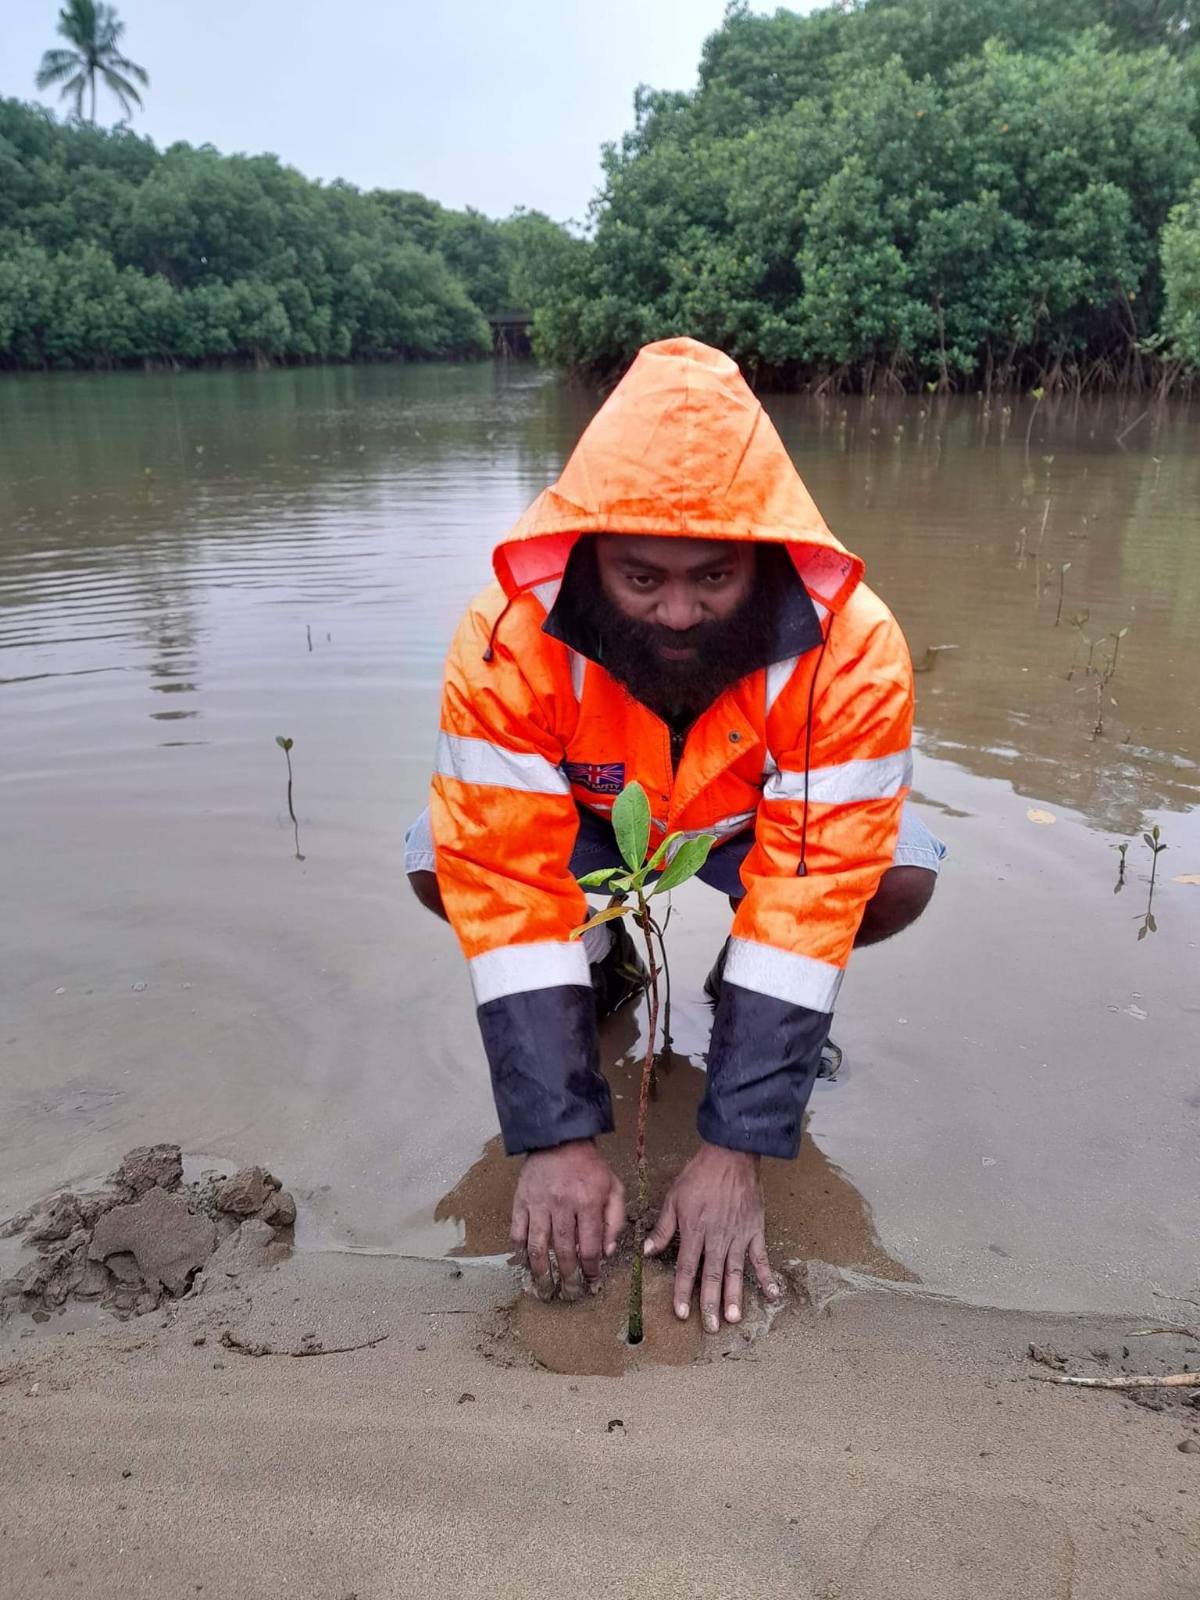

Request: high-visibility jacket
left=430, top=337, right=913, bottom=1159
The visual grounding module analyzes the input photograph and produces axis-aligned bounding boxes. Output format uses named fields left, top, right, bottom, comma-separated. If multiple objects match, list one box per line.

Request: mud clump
left=0, top=1146, right=296, bottom=1324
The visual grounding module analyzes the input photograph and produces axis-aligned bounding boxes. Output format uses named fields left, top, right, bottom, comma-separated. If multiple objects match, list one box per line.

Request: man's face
left=594, top=536, right=756, bottom=665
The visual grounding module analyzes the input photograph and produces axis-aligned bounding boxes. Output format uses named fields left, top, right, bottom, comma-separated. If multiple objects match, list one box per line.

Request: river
left=1, top=362, right=1197, bottom=1317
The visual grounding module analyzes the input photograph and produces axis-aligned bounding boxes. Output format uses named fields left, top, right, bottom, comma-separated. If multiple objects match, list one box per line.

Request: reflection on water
left=765, top=391, right=1200, bottom=835
left=1, top=364, right=1197, bottom=1315
left=2, top=371, right=1195, bottom=833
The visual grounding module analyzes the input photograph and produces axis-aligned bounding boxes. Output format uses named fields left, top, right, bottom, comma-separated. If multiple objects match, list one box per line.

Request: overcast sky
left=1, top=0, right=782, bottom=222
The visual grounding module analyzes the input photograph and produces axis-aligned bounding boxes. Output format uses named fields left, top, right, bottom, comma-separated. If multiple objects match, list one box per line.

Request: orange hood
left=494, top=337, right=864, bottom=614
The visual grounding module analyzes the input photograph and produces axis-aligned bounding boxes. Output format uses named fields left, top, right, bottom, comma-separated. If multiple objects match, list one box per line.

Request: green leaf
left=1137, top=922, right=1148, bottom=940
left=1143, top=833, right=1156, bottom=849
left=576, top=867, right=620, bottom=889
left=569, top=905, right=632, bottom=939
left=612, top=781, right=651, bottom=872
left=1147, top=911, right=1157, bottom=933
left=649, top=834, right=715, bottom=896
left=645, top=831, right=684, bottom=873
left=275, top=735, right=293, bottom=751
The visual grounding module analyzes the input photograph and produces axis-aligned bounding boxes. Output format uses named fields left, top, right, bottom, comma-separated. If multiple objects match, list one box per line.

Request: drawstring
left=481, top=594, right=517, bottom=663
left=796, top=620, right=832, bottom=878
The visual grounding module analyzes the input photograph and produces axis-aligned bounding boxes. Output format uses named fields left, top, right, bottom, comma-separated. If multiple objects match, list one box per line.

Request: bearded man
left=405, top=337, right=943, bottom=1334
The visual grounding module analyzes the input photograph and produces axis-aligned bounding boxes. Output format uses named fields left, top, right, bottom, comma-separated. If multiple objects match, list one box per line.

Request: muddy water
left=1, top=367, right=1197, bottom=1318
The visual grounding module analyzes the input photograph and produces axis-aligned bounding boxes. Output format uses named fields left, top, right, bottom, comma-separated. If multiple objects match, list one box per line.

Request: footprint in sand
left=846, top=1491, right=1074, bottom=1600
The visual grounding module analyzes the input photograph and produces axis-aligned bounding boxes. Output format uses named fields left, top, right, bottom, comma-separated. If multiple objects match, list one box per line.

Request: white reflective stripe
left=570, top=651, right=586, bottom=700
left=531, top=580, right=561, bottom=614
left=469, top=940, right=591, bottom=1005
left=764, top=748, right=912, bottom=806
left=674, top=810, right=756, bottom=846
left=765, top=655, right=800, bottom=714
left=723, top=937, right=844, bottom=1012
left=436, top=731, right=569, bottom=795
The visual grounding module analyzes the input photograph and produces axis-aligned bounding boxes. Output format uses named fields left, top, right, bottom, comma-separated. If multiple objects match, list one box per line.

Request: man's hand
left=511, top=1139, right=626, bottom=1302
left=644, top=1141, right=780, bottom=1332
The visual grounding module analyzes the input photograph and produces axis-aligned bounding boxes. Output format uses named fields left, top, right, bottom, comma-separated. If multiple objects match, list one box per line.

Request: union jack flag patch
left=564, top=760, right=626, bottom=795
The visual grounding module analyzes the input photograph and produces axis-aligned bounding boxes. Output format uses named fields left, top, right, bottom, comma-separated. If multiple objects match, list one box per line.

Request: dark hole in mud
left=626, top=1329, right=644, bottom=1347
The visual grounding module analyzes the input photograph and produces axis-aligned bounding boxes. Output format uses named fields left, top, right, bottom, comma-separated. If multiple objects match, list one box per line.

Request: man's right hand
left=511, top=1139, right=626, bottom=1302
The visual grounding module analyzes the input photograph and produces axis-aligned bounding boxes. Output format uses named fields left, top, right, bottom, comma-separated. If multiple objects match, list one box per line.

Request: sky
left=1, top=0, right=772, bottom=223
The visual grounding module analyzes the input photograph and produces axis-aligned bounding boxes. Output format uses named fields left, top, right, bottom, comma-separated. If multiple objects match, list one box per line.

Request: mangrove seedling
left=571, top=781, right=714, bottom=1345
left=275, top=735, right=305, bottom=861
left=1053, top=561, right=1071, bottom=627
left=1114, top=841, right=1128, bottom=894
left=1137, top=824, right=1167, bottom=940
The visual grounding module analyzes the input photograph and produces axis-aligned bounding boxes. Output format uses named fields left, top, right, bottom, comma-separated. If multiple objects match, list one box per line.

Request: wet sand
left=3, top=1250, right=1199, bottom=1599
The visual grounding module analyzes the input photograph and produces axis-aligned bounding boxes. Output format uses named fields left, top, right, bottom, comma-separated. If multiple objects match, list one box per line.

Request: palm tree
left=35, top=0, right=149, bottom=125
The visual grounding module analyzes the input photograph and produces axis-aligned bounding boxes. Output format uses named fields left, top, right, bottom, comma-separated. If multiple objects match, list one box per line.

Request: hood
left=493, top=337, right=864, bottom=614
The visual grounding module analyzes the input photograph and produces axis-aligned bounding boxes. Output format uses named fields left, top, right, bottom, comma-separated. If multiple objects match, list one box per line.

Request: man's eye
left=701, top=570, right=732, bottom=585
left=627, top=573, right=656, bottom=589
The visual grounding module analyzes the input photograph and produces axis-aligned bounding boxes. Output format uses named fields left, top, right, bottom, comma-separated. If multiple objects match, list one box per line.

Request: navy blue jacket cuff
left=698, top=980, right=831, bottom=1159
left=476, top=983, right=613, bottom=1155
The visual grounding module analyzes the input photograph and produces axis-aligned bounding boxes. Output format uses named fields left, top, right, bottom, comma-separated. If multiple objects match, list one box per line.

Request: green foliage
left=0, top=97, right=572, bottom=370
left=613, top=781, right=652, bottom=873
left=571, top=782, right=715, bottom=940
left=1162, top=181, right=1200, bottom=364
left=524, top=0, right=1200, bottom=385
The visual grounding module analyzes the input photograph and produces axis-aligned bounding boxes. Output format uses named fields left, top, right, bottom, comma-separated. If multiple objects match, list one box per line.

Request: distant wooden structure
left=489, top=311, right=533, bottom=357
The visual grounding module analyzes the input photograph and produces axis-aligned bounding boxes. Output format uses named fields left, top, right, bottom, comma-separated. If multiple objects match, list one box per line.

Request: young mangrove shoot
left=275, top=735, right=305, bottom=861
left=1137, top=824, right=1167, bottom=940
left=571, top=781, right=714, bottom=1345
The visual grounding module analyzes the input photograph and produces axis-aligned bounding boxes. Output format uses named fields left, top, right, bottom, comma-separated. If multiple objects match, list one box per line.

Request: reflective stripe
left=761, top=612, right=828, bottom=779
left=669, top=811, right=756, bottom=851
left=570, top=651, right=586, bottom=700
left=723, top=937, right=843, bottom=1012
left=436, top=731, right=569, bottom=795
left=765, top=655, right=800, bottom=715
left=469, top=940, right=591, bottom=1005
left=764, top=748, right=912, bottom=806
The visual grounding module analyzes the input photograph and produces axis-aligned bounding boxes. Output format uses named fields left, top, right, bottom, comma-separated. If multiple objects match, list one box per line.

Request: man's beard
left=560, top=539, right=780, bottom=727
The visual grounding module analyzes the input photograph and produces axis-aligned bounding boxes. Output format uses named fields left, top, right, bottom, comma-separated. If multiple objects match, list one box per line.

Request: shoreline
left=3, top=1249, right=1197, bottom=1599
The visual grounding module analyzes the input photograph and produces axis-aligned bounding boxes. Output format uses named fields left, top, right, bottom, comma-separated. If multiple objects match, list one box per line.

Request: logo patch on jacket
left=564, top=761, right=626, bottom=795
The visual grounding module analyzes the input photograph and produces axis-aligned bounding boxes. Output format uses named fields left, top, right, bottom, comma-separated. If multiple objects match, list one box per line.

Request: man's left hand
left=643, top=1141, right=781, bottom=1332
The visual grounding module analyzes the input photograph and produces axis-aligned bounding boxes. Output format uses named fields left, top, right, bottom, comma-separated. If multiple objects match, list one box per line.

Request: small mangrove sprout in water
left=1053, top=561, right=1071, bottom=627
left=275, top=735, right=305, bottom=861
left=1137, top=824, right=1167, bottom=940
left=571, top=781, right=714, bottom=1346
left=1114, top=841, right=1128, bottom=894
left=1068, top=623, right=1129, bottom=739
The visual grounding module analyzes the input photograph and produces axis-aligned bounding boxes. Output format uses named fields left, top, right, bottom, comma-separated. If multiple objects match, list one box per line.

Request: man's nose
left=655, top=585, right=703, bottom=632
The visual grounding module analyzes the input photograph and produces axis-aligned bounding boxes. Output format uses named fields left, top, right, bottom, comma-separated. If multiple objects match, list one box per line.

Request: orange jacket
left=430, top=338, right=913, bottom=1157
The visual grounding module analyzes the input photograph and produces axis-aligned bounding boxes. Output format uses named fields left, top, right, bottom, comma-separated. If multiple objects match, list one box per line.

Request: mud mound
left=0, top=1145, right=295, bottom=1323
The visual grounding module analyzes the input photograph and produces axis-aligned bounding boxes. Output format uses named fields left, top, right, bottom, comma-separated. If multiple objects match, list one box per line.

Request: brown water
left=1, top=365, right=1197, bottom=1316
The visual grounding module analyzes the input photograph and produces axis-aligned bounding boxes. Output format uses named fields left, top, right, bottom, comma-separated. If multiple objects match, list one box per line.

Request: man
left=406, top=337, right=943, bottom=1334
